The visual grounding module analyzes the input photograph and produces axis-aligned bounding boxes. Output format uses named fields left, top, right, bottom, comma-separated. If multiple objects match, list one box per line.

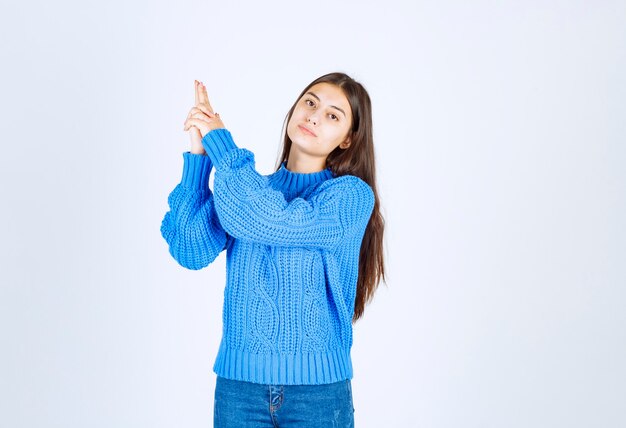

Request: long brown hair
left=275, top=72, right=387, bottom=323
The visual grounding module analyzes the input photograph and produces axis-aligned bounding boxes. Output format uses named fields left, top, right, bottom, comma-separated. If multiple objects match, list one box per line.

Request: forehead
left=305, top=83, right=351, bottom=110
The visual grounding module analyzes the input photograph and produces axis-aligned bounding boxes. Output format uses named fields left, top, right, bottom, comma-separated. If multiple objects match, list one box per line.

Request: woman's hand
left=186, top=80, right=205, bottom=154
left=184, top=80, right=225, bottom=154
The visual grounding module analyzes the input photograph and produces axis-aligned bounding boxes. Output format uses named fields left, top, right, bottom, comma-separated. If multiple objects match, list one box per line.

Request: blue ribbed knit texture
left=160, top=128, right=375, bottom=385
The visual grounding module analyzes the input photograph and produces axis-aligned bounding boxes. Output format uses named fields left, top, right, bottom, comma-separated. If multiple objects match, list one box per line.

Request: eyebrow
left=305, top=92, right=347, bottom=118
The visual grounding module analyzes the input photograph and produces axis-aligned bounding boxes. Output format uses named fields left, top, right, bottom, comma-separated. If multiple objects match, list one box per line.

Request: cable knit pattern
left=160, top=128, right=375, bottom=385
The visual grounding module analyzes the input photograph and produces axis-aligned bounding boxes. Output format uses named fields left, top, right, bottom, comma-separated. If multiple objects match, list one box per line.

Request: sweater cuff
left=181, top=151, right=212, bottom=190
left=202, top=128, right=239, bottom=169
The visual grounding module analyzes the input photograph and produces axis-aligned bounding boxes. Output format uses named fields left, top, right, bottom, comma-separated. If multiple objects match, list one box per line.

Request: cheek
left=287, top=111, right=300, bottom=128
left=339, top=123, right=351, bottom=139
left=286, top=118, right=300, bottom=140
left=286, top=122, right=295, bottom=139
left=291, top=108, right=305, bottom=121
left=286, top=115, right=296, bottom=129
left=332, top=125, right=347, bottom=140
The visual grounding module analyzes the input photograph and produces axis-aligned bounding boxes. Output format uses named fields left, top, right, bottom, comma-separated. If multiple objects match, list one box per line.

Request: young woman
left=161, top=72, right=386, bottom=427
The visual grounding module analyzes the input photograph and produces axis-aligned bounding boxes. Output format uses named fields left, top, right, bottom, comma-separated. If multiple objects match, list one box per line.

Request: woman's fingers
left=187, top=106, right=214, bottom=119
left=184, top=117, right=205, bottom=131
left=193, top=80, right=215, bottom=114
left=197, top=82, right=214, bottom=113
left=184, top=110, right=219, bottom=131
left=186, top=81, right=220, bottom=135
left=195, top=103, right=215, bottom=117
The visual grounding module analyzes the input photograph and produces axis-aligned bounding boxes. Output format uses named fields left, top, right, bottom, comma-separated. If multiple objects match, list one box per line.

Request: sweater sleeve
left=201, top=128, right=375, bottom=250
left=160, top=151, right=231, bottom=270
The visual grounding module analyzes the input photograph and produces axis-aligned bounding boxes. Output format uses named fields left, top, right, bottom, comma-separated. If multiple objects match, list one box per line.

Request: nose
left=307, top=115, right=317, bottom=126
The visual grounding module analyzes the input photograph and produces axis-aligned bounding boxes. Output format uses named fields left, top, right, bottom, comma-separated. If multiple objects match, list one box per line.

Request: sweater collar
left=269, top=161, right=333, bottom=194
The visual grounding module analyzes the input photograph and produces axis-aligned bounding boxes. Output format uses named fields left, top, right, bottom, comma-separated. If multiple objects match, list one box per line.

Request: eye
left=329, top=113, right=338, bottom=121
left=305, top=99, right=315, bottom=107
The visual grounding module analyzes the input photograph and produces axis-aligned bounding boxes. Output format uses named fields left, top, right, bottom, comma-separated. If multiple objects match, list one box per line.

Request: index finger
left=194, top=80, right=199, bottom=105
left=198, top=83, right=214, bottom=113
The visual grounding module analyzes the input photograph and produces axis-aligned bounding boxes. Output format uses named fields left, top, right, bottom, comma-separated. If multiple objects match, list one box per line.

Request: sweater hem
left=212, top=343, right=353, bottom=385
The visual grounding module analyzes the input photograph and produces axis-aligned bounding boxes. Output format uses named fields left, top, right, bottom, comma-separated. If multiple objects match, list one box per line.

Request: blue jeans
left=213, top=376, right=355, bottom=427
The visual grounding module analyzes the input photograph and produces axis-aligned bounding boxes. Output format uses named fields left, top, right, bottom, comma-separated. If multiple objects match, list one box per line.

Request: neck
left=285, top=152, right=327, bottom=174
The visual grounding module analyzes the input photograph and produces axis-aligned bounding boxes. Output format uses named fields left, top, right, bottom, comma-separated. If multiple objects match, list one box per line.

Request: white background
left=1, top=1, right=625, bottom=427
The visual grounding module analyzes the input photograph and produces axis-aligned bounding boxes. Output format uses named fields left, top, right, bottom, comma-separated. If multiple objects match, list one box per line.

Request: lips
left=298, top=124, right=317, bottom=137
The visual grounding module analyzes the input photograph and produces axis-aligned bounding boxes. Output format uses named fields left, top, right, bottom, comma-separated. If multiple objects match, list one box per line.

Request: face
left=286, top=82, right=353, bottom=159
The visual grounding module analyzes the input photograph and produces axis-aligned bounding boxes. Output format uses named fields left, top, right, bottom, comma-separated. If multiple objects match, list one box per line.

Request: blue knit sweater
left=160, top=128, right=375, bottom=385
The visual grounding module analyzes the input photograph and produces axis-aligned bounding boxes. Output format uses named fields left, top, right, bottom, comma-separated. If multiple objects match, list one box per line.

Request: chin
left=290, top=137, right=309, bottom=150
